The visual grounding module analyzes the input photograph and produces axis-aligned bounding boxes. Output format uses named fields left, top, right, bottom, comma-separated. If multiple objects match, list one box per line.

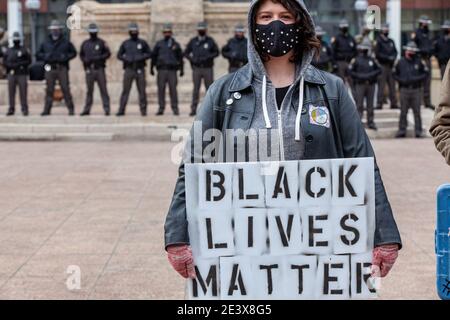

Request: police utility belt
left=400, top=83, right=422, bottom=89
left=9, top=66, right=26, bottom=75
left=157, top=65, right=179, bottom=71
left=44, top=63, right=65, bottom=72
left=86, top=63, right=104, bottom=70
left=354, top=79, right=376, bottom=85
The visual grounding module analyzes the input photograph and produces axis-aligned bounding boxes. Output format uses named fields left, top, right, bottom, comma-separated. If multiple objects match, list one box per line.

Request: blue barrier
left=436, top=184, right=450, bottom=300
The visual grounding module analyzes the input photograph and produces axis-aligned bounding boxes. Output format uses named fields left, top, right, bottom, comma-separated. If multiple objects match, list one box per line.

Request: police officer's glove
left=150, top=68, right=155, bottom=76
left=167, top=244, right=196, bottom=279
left=180, top=70, right=184, bottom=77
left=123, top=55, right=133, bottom=63
left=371, top=244, right=399, bottom=278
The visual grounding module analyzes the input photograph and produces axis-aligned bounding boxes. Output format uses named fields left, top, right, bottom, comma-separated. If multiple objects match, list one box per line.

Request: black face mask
left=341, top=27, right=349, bottom=34
left=422, top=25, right=429, bottom=33
left=51, top=30, right=61, bottom=40
left=255, top=20, right=299, bottom=57
left=382, top=31, right=389, bottom=37
left=198, top=30, right=206, bottom=37
left=129, top=32, right=139, bottom=40
left=89, top=33, right=98, bottom=40
left=13, top=40, right=20, bottom=47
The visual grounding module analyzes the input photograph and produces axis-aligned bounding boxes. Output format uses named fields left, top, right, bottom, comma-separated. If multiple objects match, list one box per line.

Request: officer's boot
left=104, top=106, right=111, bottom=116
left=68, top=108, right=75, bottom=116
left=41, top=105, right=51, bottom=117
left=189, top=106, right=197, bottom=117
left=80, top=107, right=90, bottom=117
left=6, top=108, right=15, bottom=116
left=116, top=105, right=126, bottom=117
left=156, top=108, right=164, bottom=116
left=22, top=105, right=29, bottom=116
left=140, top=108, right=147, bottom=117
left=173, top=108, right=180, bottom=116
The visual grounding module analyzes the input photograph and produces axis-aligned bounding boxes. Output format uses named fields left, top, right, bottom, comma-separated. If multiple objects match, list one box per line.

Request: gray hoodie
left=247, top=0, right=315, bottom=161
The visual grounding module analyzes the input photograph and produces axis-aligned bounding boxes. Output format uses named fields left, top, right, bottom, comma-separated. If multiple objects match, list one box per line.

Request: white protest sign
left=185, top=158, right=376, bottom=300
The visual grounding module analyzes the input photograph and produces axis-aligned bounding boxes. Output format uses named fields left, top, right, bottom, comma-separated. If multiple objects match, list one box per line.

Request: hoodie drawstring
left=295, top=77, right=305, bottom=141
left=262, top=75, right=272, bottom=129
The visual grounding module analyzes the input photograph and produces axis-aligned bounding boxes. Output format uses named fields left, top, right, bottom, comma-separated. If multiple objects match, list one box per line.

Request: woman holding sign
left=165, top=0, right=401, bottom=281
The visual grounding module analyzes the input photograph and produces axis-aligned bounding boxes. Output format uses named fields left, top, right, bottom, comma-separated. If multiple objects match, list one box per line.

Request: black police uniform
left=332, top=32, right=357, bottom=81
left=36, top=35, right=77, bottom=115
left=151, top=36, right=183, bottom=114
left=80, top=36, right=111, bottom=115
left=374, top=33, right=398, bottom=109
left=117, top=37, right=152, bottom=116
left=348, top=53, right=381, bottom=127
left=0, top=36, right=8, bottom=79
left=3, top=43, right=31, bottom=115
left=393, top=56, right=429, bottom=137
left=312, top=40, right=336, bottom=72
left=434, top=34, right=450, bottom=78
left=221, top=36, right=248, bottom=73
left=412, top=28, right=434, bottom=108
left=184, top=35, right=219, bottom=114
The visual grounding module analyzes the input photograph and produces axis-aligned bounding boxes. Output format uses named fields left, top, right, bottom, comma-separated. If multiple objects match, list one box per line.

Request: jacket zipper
left=277, top=107, right=285, bottom=161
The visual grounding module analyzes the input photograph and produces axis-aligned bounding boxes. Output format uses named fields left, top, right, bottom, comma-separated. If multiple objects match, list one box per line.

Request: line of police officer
left=1, top=17, right=448, bottom=132
left=0, top=20, right=249, bottom=118
left=312, top=17, right=450, bottom=138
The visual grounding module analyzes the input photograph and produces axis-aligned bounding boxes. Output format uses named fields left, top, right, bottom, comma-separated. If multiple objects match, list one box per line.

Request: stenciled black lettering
left=192, top=265, right=218, bottom=297
left=272, top=167, right=291, bottom=199
left=340, top=214, right=360, bottom=246
left=338, top=165, right=358, bottom=197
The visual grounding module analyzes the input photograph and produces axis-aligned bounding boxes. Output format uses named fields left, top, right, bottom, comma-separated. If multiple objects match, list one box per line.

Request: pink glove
left=167, top=244, right=196, bottom=279
left=372, top=244, right=399, bottom=278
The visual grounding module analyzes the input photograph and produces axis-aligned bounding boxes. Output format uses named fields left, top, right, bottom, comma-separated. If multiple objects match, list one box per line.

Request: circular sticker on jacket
left=309, top=105, right=330, bottom=128
left=95, top=44, right=100, bottom=51
left=17, top=51, right=22, bottom=57
left=137, top=43, right=142, bottom=50
left=204, top=43, right=209, bottom=49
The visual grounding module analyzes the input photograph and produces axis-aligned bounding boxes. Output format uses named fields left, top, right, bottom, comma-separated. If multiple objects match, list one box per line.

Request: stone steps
left=0, top=106, right=434, bottom=141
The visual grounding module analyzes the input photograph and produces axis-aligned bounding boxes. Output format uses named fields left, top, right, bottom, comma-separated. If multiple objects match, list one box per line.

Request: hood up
left=247, top=0, right=316, bottom=141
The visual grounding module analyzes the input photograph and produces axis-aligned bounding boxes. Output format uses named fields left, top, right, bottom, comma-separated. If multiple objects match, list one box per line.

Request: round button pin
left=233, top=92, right=242, bottom=100
left=226, top=98, right=234, bottom=105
